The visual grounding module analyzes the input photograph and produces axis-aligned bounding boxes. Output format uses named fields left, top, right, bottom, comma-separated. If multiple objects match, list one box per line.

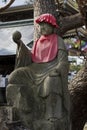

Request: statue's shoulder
left=58, top=36, right=66, bottom=50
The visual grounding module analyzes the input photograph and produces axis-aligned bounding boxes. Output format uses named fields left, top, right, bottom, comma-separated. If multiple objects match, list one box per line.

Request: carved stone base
left=0, top=106, right=30, bottom=130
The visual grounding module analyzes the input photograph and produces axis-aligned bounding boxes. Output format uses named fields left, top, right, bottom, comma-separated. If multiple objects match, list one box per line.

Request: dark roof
left=0, top=4, right=33, bottom=14
left=0, top=5, right=33, bottom=22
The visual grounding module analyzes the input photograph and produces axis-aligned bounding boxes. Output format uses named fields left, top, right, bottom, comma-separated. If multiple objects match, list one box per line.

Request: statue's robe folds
left=6, top=36, right=70, bottom=130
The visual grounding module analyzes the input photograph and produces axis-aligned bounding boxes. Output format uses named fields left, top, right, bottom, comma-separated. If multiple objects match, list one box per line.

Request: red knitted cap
left=35, top=13, right=58, bottom=28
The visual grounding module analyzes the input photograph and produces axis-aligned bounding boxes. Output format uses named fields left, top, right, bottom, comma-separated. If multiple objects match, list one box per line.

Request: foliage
left=65, top=38, right=87, bottom=51
left=70, top=63, right=83, bottom=72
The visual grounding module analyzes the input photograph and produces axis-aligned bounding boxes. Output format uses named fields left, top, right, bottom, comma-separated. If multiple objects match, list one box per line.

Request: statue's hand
left=49, top=69, right=60, bottom=77
left=12, top=31, right=22, bottom=45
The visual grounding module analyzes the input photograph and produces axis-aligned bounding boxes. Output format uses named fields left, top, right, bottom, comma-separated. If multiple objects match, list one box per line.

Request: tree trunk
left=76, top=0, right=87, bottom=28
left=69, top=62, right=87, bottom=130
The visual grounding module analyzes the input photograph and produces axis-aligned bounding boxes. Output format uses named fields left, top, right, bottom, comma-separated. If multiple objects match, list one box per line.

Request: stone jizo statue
left=6, top=13, right=70, bottom=130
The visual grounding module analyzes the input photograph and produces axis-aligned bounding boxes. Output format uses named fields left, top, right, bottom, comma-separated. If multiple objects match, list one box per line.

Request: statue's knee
left=8, top=69, right=22, bottom=83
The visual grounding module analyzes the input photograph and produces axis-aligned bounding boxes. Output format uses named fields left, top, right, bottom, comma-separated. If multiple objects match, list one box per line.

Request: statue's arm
left=12, top=31, right=32, bottom=69
left=49, top=36, right=69, bottom=76
left=56, top=36, right=69, bottom=74
left=57, top=37, right=70, bottom=123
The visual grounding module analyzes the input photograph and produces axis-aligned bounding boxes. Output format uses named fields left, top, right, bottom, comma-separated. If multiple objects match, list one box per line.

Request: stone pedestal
left=0, top=106, right=13, bottom=130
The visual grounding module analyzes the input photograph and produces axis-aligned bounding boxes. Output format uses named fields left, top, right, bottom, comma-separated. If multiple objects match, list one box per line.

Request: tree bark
left=34, top=0, right=57, bottom=18
left=76, top=0, right=87, bottom=27
left=69, top=65, right=87, bottom=130
left=60, top=13, right=84, bottom=35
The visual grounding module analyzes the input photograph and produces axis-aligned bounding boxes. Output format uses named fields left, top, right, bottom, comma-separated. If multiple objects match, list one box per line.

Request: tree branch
left=0, top=0, right=15, bottom=12
left=59, top=13, right=84, bottom=35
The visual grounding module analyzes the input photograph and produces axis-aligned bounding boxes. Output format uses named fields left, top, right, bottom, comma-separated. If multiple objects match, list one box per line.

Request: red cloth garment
left=32, top=34, right=58, bottom=63
left=35, top=13, right=58, bottom=28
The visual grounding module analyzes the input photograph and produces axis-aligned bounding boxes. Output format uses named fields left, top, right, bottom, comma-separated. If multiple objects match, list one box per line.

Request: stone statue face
left=39, top=22, right=54, bottom=35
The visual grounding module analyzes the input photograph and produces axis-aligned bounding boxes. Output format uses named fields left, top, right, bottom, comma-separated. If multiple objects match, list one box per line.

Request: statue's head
left=35, top=13, right=58, bottom=35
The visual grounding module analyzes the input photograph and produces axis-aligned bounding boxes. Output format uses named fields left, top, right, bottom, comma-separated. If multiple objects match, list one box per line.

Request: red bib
left=32, top=34, right=58, bottom=63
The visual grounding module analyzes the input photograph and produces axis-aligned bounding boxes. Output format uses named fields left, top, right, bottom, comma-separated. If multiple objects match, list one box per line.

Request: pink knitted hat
left=35, top=13, right=58, bottom=28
